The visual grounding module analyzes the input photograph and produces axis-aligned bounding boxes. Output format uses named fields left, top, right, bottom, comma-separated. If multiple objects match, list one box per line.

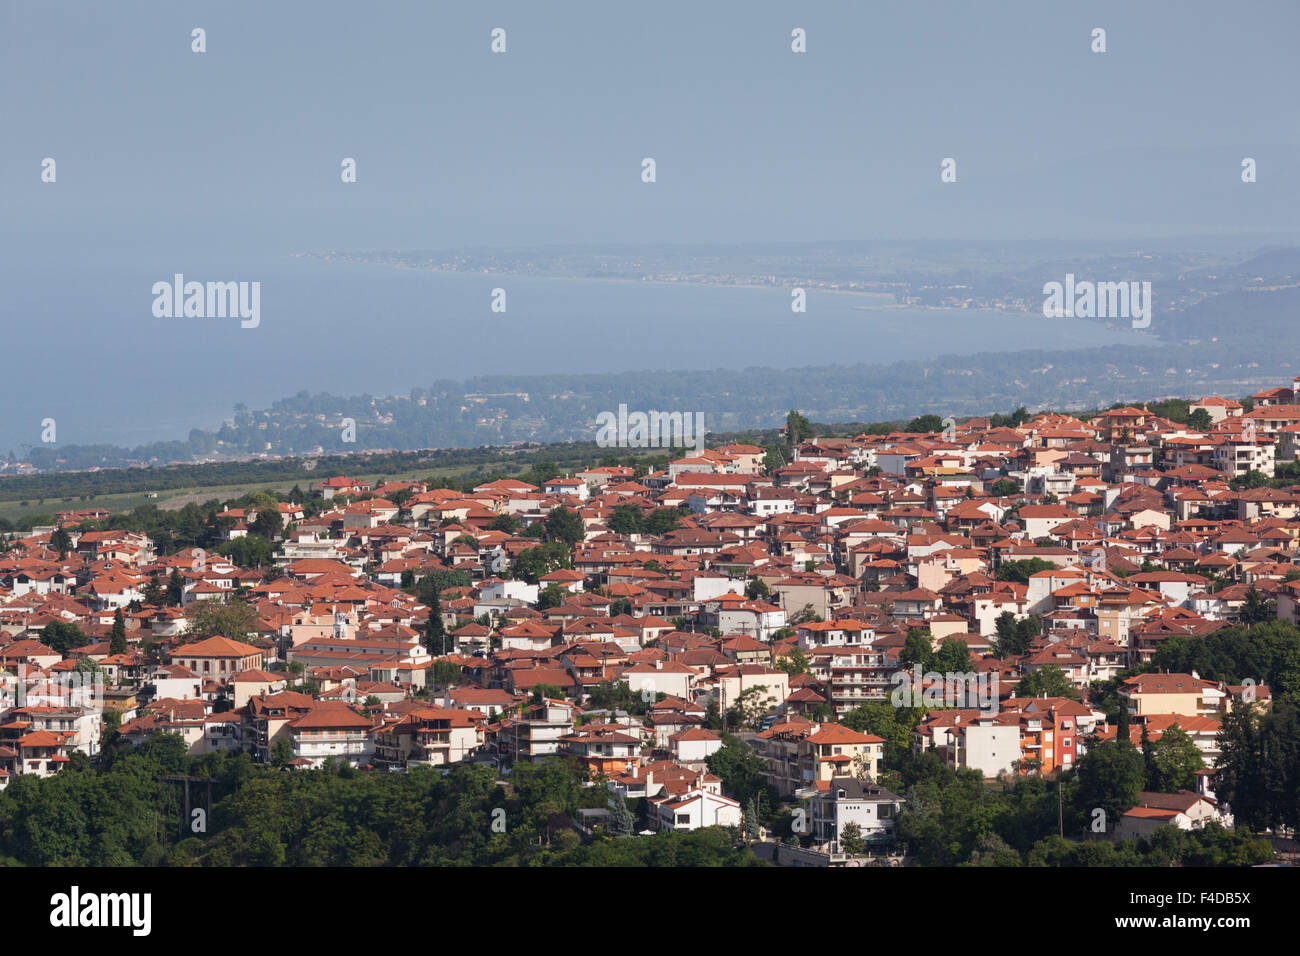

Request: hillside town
left=3, top=383, right=1300, bottom=864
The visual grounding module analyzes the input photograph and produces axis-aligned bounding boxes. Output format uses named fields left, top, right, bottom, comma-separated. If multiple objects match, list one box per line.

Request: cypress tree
left=425, top=591, right=447, bottom=656
left=110, top=608, right=127, bottom=655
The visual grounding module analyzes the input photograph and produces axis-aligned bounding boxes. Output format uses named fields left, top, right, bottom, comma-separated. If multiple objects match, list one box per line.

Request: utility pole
left=162, top=774, right=213, bottom=838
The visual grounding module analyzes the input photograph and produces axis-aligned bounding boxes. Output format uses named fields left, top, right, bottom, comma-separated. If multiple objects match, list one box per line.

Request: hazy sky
left=3, top=0, right=1297, bottom=258
left=1, top=1, right=1297, bottom=453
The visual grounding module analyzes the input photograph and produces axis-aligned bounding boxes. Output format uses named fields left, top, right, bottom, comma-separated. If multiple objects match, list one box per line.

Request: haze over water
left=0, top=242, right=1138, bottom=451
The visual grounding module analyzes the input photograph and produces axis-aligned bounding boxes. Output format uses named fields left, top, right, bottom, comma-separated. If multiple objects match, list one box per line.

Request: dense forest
left=0, top=736, right=762, bottom=867
left=0, top=724, right=1279, bottom=868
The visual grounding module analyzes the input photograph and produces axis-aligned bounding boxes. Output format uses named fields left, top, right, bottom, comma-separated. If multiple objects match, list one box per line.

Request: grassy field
left=0, top=436, right=688, bottom=528
left=0, top=463, right=497, bottom=525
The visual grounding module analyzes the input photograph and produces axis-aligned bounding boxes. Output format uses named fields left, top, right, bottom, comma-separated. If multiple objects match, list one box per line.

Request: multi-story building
left=1118, top=673, right=1227, bottom=721
left=559, top=726, right=642, bottom=776
left=0, top=728, right=73, bottom=785
left=755, top=719, right=885, bottom=797
left=496, top=700, right=576, bottom=764
left=810, top=777, right=904, bottom=849
left=824, top=647, right=894, bottom=714
left=8, top=705, right=102, bottom=758
left=286, top=704, right=375, bottom=768
left=915, top=710, right=1021, bottom=777
left=373, top=706, right=482, bottom=767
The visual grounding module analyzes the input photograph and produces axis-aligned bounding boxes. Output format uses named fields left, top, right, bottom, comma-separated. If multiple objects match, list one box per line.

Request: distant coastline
left=297, top=251, right=911, bottom=303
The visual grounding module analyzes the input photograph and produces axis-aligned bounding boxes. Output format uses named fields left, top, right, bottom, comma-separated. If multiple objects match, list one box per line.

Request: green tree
left=487, top=512, right=519, bottom=533
left=537, top=583, right=566, bottom=610
left=110, top=608, right=128, bottom=655
left=515, top=541, right=571, bottom=584
left=996, top=558, right=1057, bottom=584
left=993, top=612, right=1040, bottom=659
left=216, top=534, right=274, bottom=568
left=706, top=735, right=770, bottom=810
left=607, top=505, right=644, bottom=536
left=607, top=795, right=635, bottom=837
left=415, top=569, right=473, bottom=603
left=544, top=507, right=584, bottom=546
left=788, top=604, right=822, bottom=626
left=249, top=505, right=282, bottom=540
left=989, top=406, right=1031, bottom=428
left=905, top=414, right=944, bottom=433
left=166, top=567, right=185, bottom=606
left=965, top=831, right=1023, bottom=867
left=1230, top=470, right=1271, bottom=491
left=51, top=525, right=72, bottom=558
left=1153, top=620, right=1300, bottom=702
left=744, top=796, right=761, bottom=839
left=777, top=646, right=811, bottom=678
left=644, top=508, right=687, bottom=536
left=99, top=709, right=122, bottom=753
left=933, top=636, right=974, bottom=673
left=841, top=701, right=927, bottom=768
left=40, top=620, right=87, bottom=656
left=1017, top=664, right=1078, bottom=700
left=725, top=685, right=774, bottom=730
left=431, top=659, right=462, bottom=693
left=1215, top=698, right=1300, bottom=833
left=1074, top=738, right=1146, bottom=827
left=531, top=684, right=564, bottom=704
left=425, top=592, right=448, bottom=656
left=1239, top=586, right=1275, bottom=627
left=1148, top=724, right=1204, bottom=792
left=900, top=629, right=935, bottom=670
left=839, top=821, right=868, bottom=855
left=183, top=597, right=259, bottom=641
left=271, top=737, right=293, bottom=768
left=140, top=574, right=165, bottom=607
left=785, top=410, right=813, bottom=450
left=763, top=446, right=786, bottom=473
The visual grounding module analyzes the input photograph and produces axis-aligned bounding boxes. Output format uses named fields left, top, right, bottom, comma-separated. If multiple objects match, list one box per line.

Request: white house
left=623, top=662, right=697, bottom=701
left=668, top=727, right=724, bottom=765
left=149, top=664, right=204, bottom=701
left=654, top=787, right=742, bottom=831
left=478, top=578, right=540, bottom=605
